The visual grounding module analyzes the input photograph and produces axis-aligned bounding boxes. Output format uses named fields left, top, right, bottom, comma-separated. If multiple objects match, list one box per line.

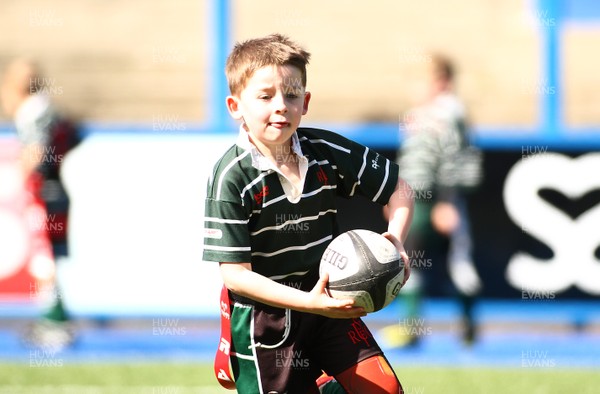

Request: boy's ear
left=226, top=95, right=243, bottom=120
left=302, top=91, right=311, bottom=115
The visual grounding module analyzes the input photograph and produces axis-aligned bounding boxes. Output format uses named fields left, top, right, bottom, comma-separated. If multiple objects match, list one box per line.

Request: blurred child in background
left=1, top=58, right=81, bottom=350
left=386, top=54, right=483, bottom=346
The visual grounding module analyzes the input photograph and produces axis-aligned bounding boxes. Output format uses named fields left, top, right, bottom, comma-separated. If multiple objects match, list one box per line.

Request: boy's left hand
left=430, top=201, right=459, bottom=236
left=382, top=232, right=410, bottom=286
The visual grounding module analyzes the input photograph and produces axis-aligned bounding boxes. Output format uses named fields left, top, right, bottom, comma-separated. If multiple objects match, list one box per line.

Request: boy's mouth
left=268, top=121, right=290, bottom=128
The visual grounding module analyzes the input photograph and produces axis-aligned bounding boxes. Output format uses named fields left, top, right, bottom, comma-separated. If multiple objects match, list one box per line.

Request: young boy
left=392, top=54, right=482, bottom=347
left=203, top=34, right=413, bottom=394
left=1, top=59, right=81, bottom=350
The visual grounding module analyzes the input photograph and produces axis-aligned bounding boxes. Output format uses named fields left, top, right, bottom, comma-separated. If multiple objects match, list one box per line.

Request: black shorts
left=229, top=297, right=382, bottom=394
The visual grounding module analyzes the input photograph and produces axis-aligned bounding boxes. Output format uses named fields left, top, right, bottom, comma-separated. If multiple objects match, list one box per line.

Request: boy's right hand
left=307, top=272, right=367, bottom=319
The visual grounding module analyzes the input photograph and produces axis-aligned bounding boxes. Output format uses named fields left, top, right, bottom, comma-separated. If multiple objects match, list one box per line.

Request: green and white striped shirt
left=203, top=127, right=399, bottom=289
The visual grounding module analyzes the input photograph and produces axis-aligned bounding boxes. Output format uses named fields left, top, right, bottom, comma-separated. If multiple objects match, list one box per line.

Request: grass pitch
left=1, top=362, right=599, bottom=393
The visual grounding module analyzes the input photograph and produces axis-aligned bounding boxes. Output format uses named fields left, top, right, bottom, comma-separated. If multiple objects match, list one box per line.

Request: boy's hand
left=382, top=232, right=411, bottom=286
left=307, top=272, right=367, bottom=319
left=430, top=201, right=459, bottom=236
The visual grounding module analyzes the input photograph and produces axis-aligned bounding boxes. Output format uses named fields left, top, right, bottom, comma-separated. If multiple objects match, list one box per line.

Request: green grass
left=397, top=366, right=600, bottom=394
left=1, top=362, right=599, bottom=393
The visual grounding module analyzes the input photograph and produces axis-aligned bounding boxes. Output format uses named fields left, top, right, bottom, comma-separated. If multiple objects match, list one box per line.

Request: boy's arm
left=383, top=177, right=414, bottom=283
left=219, top=262, right=366, bottom=319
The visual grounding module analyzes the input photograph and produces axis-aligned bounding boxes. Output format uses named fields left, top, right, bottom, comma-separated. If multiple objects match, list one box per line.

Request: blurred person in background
left=1, top=58, right=81, bottom=350
left=383, top=54, right=483, bottom=347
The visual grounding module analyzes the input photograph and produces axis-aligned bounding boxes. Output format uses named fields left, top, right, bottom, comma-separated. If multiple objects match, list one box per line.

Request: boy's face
left=226, top=64, right=311, bottom=151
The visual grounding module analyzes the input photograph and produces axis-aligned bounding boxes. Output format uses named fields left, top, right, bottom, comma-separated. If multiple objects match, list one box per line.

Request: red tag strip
left=214, top=285, right=236, bottom=390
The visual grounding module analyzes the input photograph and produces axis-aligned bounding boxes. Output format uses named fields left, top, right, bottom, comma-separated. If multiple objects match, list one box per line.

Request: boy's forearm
left=220, top=262, right=313, bottom=311
left=386, top=177, right=414, bottom=243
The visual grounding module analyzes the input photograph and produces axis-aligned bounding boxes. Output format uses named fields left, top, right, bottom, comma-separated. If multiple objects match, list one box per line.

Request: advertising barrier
left=1, top=133, right=598, bottom=318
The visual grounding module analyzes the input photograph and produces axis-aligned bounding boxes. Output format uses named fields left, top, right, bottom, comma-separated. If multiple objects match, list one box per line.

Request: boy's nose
left=273, top=94, right=288, bottom=113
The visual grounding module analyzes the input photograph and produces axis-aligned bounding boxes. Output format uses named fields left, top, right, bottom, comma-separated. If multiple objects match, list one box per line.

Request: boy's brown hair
left=225, top=34, right=311, bottom=96
left=430, top=53, right=455, bottom=83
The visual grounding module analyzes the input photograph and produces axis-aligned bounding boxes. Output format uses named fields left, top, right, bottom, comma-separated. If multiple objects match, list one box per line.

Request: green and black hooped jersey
left=203, top=127, right=399, bottom=290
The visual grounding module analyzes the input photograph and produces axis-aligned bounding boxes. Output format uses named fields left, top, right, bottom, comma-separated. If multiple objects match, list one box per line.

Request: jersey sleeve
left=314, top=129, right=399, bottom=205
left=202, top=164, right=252, bottom=263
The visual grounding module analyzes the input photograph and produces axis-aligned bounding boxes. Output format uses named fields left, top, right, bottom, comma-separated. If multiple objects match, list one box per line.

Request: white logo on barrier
left=503, top=153, right=600, bottom=294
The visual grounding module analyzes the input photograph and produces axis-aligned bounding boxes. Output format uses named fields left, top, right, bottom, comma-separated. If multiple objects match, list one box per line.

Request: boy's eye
left=259, top=95, right=271, bottom=100
left=285, top=93, right=299, bottom=99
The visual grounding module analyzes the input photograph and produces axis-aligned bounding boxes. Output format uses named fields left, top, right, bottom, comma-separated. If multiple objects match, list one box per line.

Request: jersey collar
left=235, top=125, right=305, bottom=172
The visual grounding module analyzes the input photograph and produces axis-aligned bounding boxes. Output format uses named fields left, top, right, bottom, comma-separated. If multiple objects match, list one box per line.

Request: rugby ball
left=319, top=229, right=404, bottom=313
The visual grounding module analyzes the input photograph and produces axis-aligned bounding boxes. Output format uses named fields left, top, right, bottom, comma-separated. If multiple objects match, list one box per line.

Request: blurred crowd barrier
left=1, top=134, right=599, bottom=318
